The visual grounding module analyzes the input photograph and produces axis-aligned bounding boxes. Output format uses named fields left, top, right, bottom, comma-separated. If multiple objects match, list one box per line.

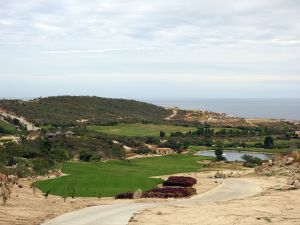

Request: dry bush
left=115, top=192, right=134, bottom=199
left=163, top=176, right=197, bottom=187
left=133, top=189, right=142, bottom=199
left=142, top=187, right=196, bottom=198
left=0, top=180, right=12, bottom=205
left=291, top=151, right=300, bottom=162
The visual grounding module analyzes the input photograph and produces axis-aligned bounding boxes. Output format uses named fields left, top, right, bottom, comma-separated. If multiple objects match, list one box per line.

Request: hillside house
left=295, top=131, right=300, bottom=136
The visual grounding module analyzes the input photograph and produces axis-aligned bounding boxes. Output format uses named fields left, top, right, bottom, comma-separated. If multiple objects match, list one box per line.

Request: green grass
left=35, top=154, right=211, bottom=197
left=0, top=119, right=17, bottom=133
left=188, top=145, right=209, bottom=152
left=39, top=125, right=52, bottom=130
left=87, top=123, right=197, bottom=137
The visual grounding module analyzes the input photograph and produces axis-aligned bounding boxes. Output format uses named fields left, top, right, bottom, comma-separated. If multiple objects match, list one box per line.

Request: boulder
left=7, top=175, right=18, bottom=184
left=133, top=189, right=143, bottom=199
left=268, top=160, right=273, bottom=166
left=283, top=157, right=294, bottom=165
left=214, top=172, right=228, bottom=179
left=0, top=173, right=7, bottom=182
left=294, top=180, right=300, bottom=189
left=287, top=178, right=295, bottom=185
left=286, top=178, right=295, bottom=185
left=53, top=169, right=62, bottom=177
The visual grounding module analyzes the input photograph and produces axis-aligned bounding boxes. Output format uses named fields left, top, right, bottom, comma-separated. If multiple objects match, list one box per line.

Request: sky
left=0, top=0, right=299, bottom=99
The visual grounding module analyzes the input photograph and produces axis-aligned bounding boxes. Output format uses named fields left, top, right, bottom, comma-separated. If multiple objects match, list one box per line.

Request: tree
left=264, top=136, right=274, bottom=149
left=215, top=143, right=225, bottom=161
left=40, top=139, right=54, bottom=165
left=160, top=131, right=166, bottom=139
left=241, top=154, right=262, bottom=168
left=79, top=150, right=93, bottom=162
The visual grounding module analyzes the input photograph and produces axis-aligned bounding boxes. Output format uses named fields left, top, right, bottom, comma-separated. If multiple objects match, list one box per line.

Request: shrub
left=264, top=136, right=274, bottom=149
left=163, top=176, right=197, bottom=187
left=135, top=148, right=151, bottom=155
left=142, top=187, right=196, bottom=198
left=115, top=192, right=134, bottom=199
left=291, top=151, right=300, bottom=162
left=0, top=180, right=12, bottom=205
left=79, top=150, right=93, bottom=162
left=215, top=147, right=225, bottom=161
left=242, top=154, right=262, bottom=168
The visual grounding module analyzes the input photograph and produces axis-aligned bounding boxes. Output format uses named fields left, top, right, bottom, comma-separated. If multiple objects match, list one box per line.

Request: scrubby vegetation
left=163, top=176, right=197, bottom=187
left=0, top=119, right=17, bottom=134
left=0, top=96, right=171, bottom=126
left=142, top=187, right=196, bottom=198
left=115, top=192, right=134, bottom=199
left=241, top=154, right=262, bottom=168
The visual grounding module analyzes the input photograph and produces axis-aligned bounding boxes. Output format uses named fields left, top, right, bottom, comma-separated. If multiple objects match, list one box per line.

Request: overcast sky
left=0, top=0, right=299, bottom=99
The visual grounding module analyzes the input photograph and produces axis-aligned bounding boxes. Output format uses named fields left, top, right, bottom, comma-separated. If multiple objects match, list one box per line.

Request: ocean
left=144, top=98, right=300, bottom=121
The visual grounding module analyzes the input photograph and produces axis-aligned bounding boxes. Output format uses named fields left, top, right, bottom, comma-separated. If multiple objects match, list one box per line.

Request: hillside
left=0, top=96, right=171, bottom=126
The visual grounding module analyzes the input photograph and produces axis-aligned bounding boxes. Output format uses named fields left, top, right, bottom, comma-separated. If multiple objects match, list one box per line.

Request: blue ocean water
left=145, top=98, right=300, bottom=120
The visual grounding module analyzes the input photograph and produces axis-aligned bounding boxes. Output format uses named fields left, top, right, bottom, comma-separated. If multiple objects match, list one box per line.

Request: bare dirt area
left=0, top=178, right=126, bottom=225
left=130, top=176, right=300, bottom=225
left=129, top=160, right=300, bottom=225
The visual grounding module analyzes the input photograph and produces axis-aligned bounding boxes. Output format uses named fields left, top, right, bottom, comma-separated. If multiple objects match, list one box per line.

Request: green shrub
left=241, top=154, right=262, bottom=168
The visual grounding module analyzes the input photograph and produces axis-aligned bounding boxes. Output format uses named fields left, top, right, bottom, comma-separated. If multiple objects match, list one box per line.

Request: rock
left=287, top=178, right=295, bottom=185
left=214, top=172, right=228, bottom=179
left=294, top=180, right=300, bottom=189
left=268, top=160, right=273, bottom=166
left=228, top=172, right=234, bottom=177
left=283, top=157, right=294, bottom=165
left=0, top=173, right=7, bottom=182
left=53, top=169, right=62, bottom=177
left=7, top=175, right=18, bottom=184
left=133, top=189, right=142, bottom=199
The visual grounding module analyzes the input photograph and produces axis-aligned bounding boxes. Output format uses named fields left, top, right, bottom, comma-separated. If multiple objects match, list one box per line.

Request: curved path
left=42, top=179, right=261, bottom=225
left=0, top=109, right=39, bottom=131
left=165, top=109, right=178, bottom=120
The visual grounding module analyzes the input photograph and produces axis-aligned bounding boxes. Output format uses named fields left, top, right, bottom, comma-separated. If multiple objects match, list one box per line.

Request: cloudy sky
left=0, top=0, right=299, bottom=99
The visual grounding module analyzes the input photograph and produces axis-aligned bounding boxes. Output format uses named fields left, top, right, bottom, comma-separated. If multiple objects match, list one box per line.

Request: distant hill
left=0, top=96, right=171, bottom=126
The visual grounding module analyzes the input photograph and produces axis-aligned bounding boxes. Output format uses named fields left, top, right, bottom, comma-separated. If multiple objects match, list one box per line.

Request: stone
left=214, top=172, right=228, bottom=179
left=283, top=157, right=294, bottom=165
left=268, top=160, right=273, bottom=166
left=294, top=180, right=300, bottom=189
left=287, top=178, right=295, bottom=185
left=133, top=189, right=143, bottom=199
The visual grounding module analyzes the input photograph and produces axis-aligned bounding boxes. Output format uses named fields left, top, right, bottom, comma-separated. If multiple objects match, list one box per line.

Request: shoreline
left=194, top=149, right=275, bottom=155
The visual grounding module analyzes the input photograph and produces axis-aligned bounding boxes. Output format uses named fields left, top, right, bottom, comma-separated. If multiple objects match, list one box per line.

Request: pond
left=196, top=150, right=272, bottom=161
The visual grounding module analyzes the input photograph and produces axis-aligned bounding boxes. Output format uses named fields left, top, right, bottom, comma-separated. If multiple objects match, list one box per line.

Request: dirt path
left=0, top=109, right=39, bottom=131
left=165, top=109, right=177, bottom=120
left=41, top=178, right=261, bottom=225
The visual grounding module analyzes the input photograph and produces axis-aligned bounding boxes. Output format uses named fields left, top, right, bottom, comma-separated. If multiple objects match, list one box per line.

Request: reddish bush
left=115, top=192, right=134, bottom=199
left=142, top=187, right=196, bottom=198
left=163, top=176, right=197, bottom=187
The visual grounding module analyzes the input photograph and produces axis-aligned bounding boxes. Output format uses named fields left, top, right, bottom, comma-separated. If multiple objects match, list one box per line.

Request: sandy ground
left=0, top=178, right=114, bottom=225
left=1, top=164, right=299, bottom=225
left=129, top=176, right=300, bottom=225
